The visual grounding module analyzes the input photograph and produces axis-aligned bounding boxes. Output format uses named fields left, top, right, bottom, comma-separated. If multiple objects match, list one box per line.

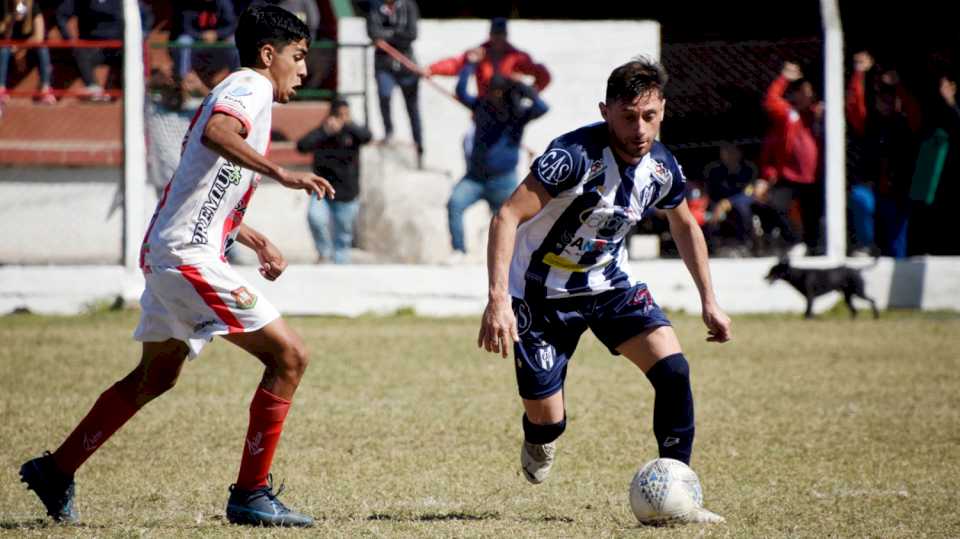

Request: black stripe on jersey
left=563, top=163, right=636, bottom=292
left=524, top=190, right=605, bottom=298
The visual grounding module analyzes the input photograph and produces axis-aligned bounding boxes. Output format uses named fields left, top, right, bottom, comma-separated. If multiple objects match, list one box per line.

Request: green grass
left=1, top=310, right=959, bottom=537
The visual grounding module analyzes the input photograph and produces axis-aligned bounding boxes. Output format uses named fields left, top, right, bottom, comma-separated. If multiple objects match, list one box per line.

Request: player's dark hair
left=606, top=56, right=668, bottom=103
left=235, top=5, right=310, bottom=68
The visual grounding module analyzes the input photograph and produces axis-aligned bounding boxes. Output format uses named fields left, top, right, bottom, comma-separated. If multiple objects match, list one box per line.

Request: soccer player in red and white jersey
left=20, top=6, right=330, bottom=527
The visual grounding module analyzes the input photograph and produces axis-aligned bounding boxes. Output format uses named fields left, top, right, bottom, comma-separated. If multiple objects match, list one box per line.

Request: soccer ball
left=629, top=458, right=704, bottom=524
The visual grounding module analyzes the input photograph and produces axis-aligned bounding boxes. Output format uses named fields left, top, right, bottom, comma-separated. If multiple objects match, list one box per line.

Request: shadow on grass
left=368, top=511, right=501, bottom=522
left=0, top=519, right=105, bottom=530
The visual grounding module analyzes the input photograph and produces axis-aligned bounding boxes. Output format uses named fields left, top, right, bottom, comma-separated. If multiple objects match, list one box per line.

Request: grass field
left=1, top=309, right=959, bottom=538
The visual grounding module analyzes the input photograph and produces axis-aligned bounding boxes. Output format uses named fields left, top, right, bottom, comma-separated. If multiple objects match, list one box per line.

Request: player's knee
left=522, top=413, right=567, bottom=445
left=277, top=341, right=309, bottom=382
left=646, top=353, right=689, bottom=388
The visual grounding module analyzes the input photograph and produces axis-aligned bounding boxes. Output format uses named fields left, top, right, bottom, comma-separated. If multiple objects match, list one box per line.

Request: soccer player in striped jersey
left=478, top=57, right=730, bottom=524
left=19, top=6, right=331, bottom=527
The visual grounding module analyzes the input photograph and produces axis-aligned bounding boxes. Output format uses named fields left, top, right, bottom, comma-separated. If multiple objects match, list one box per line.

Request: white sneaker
left=520, top=441, right=556, bottom=484
left=442, top=251, right=469, bottom=266
left=679, top=507, right=725, bottom=524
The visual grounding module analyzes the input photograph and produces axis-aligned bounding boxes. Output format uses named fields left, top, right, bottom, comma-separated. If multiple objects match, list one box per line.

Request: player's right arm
left=478, top=175, right=551, bottom=358
left=202, top=113, right=335, bottom=199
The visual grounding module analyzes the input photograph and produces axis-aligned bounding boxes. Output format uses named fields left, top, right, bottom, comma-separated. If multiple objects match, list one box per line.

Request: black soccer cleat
left=226, top=476, right=314, bottom=527
left=19, top=451, right=78, bottom=523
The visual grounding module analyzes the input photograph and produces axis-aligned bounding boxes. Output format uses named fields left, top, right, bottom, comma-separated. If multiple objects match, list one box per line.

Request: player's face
left=267, top=39, right=309, bottom=103
left=600, top=92, right=665, bottom=162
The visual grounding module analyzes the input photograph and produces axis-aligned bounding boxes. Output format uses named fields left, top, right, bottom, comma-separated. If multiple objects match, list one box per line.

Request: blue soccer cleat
left=226, top=475, right=313, bottom=527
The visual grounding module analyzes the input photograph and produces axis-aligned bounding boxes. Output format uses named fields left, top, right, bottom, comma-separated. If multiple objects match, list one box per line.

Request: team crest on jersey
left=651, top=161, right=672, bottom=185
left=586, top=159, right=607, bottom=182
left=231, top=287, right=257, bottom=310
left=537, top=148, right=574, bottom=185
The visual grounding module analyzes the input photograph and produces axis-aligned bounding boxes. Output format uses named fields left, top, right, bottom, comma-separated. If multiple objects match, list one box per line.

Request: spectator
left=446, top=54, right=548, bottom=261
left=366, top=0, right=422, bottom=166
left=0, top=0, right=55, bottom=104
left=297, top=99, right=372, bottom=264
left=56, top=0, right=151, bottom=100
left=758, top=61, right=824, bottom=256
left=846, top=51, right=920, bottom=258
left=908, top=73, right=960, bottom=255
left=169, top=0, right=239, bottom=96
left=702, top=143, right=758, bottom=253
left=427, top=17, right=550, bottom=98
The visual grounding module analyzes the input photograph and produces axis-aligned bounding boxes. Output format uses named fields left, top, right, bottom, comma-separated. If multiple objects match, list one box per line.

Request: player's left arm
left=236, top=223, right=287, bottom=281
left=664, top=200, right=732, bottom=343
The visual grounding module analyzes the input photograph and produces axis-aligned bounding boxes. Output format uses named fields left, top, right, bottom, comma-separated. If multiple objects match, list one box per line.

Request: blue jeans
left=447, top=171, right=518, bottom=252
left=876, top=196, right=909, bottom=259
left=0, top=46, right=52, bottom=87
left=848, top=184, right=875, bottom=249
left=375, top=68, right=422, bottom=147
left=307, top=197, right=359, bottom=264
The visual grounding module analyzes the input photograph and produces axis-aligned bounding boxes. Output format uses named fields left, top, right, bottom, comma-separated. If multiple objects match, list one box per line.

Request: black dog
left=765, top=259, right=879, bottom=319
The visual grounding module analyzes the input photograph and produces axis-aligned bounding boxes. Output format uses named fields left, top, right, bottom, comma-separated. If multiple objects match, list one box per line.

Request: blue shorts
left=512, top=283, right=671, bottom=400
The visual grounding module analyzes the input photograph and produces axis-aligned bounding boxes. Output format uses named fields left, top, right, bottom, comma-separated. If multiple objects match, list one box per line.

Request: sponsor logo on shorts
left=515, top=300, right=532, bottom=335
left=231, top=287, right=257, bottom=310
left=192, top=161, right=242, bottom=245
left=628, top=286, right=654, bottom=313
left=536, top=148, right=574, bottom=185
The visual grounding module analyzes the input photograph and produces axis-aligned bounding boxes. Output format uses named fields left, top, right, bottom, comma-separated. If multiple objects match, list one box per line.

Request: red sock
left=235, top=387, right=291, bottom=490
left=52, top=383, right=140, bottom=475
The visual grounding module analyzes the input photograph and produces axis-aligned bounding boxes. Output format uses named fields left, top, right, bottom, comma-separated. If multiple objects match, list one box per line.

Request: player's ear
left=599, top=101, right=608, bottom=121
left=660, top=99, right=667, bottom=122
left=259, top=44, right=276, bottom=68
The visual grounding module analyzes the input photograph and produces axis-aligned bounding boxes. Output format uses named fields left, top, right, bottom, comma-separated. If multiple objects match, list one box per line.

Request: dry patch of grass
left=1, top=310, right=958, bottom=537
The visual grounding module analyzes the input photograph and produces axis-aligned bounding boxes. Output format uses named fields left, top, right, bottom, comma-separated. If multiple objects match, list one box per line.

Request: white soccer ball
left=629, top=458, right=704, bottom=524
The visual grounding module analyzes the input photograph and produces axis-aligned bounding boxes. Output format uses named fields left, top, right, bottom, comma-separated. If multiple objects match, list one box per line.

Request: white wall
left=339, top=17, right=661, bottom=175
left=2, top=258, right=958, bottom=316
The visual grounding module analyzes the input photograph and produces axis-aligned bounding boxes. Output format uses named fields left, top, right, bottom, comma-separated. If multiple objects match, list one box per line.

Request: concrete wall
left=2, top=257, right=958, bottom=316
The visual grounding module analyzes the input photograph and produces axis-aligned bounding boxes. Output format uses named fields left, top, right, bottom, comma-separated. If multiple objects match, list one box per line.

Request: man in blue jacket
left=447, top=52, right=548, bottom=260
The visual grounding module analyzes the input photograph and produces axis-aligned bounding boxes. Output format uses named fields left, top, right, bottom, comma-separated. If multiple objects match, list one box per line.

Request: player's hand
left=276, top=168, right=335, bottom=199
left=255, top=239, right=287, bottom=281
left=478, top=296, right=519, bottom=358
left=702, top=302, right=731, bottom=343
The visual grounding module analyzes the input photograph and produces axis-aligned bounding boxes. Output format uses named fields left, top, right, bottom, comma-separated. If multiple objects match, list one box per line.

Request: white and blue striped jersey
left=509, top=122, right=686, bottom=299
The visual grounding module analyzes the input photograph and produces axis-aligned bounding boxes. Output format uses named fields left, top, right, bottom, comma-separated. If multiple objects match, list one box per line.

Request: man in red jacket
left=757, top=61, right=823, bottom=256
left=426, top=17, right=550, bottom=98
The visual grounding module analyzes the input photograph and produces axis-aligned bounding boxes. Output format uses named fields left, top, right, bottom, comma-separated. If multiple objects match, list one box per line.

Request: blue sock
left=645, top=353, right=695, bottom=464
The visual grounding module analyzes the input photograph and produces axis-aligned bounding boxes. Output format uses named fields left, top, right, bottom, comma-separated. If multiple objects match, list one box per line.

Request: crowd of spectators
left=2, top=2, right=957, bottom=260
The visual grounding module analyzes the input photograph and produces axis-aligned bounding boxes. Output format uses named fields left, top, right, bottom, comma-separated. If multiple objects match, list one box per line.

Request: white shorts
left=133, top=262, right=280, bottom=358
